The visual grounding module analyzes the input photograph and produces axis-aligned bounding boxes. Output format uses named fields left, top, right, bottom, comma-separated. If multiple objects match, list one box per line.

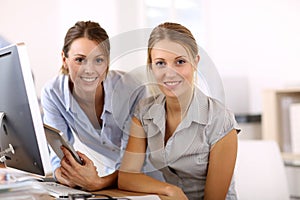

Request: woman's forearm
left=90, top=170, right=118, bottom=191
left=118, top=171, right=183, bottom=197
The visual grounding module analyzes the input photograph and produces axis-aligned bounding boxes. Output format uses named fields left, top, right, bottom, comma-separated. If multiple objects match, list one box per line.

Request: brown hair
left=60, top=21, right=110, bottom=74
left=147, top=22, right=198, bottom=69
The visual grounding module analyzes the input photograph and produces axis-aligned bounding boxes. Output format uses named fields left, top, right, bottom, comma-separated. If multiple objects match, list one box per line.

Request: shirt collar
left=102, top=79, right=112, bottom=114
left=143, top=95, right=166, bottom=132
left=63, top=75, right=112, bottom=114
left=188, top=88, right=209, bottom=125
left=144, top=88, right=209, bottom=126
left=63, top=75, right=71, bottom=112
left=144, top=94, right=165, bottom=121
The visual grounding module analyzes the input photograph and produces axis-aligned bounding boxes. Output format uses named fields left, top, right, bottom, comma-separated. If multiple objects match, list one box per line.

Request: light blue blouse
left=134, top=88, right=239, bottom=200
left=41, top=70, right=146, bottom=175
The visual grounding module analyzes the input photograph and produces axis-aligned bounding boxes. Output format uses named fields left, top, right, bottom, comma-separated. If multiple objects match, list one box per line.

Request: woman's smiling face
left=62, top=37, right=108, bottom=93
left=150, top=39, right=197, bottom=98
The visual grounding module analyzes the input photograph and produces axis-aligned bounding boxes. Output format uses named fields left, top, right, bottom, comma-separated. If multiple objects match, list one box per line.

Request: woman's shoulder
left=193, top=89, right=227, bottom=114
left=136, top=94, right=163, bottom=114
left=191, top=88, right=237, bottom=125
left=106, top=69, right=146, bottom=85
left=139, top=95, right=157, bottom=105
left=41, top=74, right=67, bottom=96
left=106, top=69, right=125, bottom=81
left=104, top=70, right=126, bottom=90
left=105, top=69, right=147, bottom=96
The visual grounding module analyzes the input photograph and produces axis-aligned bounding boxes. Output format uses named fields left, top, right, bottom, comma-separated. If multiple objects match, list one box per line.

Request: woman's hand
left=165, top=185, right=188, bottom=200
left=54, top=167, right=77, bottom=188
left=59, top=146, right=103, bottom=191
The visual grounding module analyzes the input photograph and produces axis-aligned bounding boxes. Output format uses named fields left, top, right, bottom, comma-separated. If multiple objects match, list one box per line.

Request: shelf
left=262, top=88, right=300, bottom=155
left=282, top=152, right=300, bottom=167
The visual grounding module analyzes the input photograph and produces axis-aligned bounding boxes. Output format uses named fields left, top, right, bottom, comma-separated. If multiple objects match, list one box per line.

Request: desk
left=0, top=186, right=171, bottom=200
left=93, top=189, right=171, bottom=200
left=0, top=166, right=171, bottom=200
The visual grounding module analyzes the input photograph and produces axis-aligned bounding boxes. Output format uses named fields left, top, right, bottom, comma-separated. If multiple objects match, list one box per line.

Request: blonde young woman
left=119, top=22, right=239, bottom=199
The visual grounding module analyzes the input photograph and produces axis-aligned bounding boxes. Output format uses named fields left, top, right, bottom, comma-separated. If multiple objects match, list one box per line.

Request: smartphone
left=43, top=124, right=83, bottom=165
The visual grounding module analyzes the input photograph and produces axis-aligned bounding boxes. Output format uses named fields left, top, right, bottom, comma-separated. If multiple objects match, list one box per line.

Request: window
left=144, top=0, right=205, bottom=46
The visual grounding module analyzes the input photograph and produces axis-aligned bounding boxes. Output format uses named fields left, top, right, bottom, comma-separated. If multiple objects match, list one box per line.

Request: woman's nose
left=82, top=59, right=96, bottom=71
left=165, top=65, right=177, bottom=77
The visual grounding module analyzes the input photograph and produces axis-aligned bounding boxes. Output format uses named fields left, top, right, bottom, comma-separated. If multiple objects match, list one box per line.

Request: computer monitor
left=0, top=43, right=51, bottom=177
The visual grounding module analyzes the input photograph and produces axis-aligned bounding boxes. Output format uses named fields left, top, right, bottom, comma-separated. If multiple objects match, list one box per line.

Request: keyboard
left=38, top=181, right=92, bottom=198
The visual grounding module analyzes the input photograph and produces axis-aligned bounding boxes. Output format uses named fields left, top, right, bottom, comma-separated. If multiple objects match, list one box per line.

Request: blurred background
left=1, top=0, right=300, bottom=115
left=1, top=0, right=300, bottom=198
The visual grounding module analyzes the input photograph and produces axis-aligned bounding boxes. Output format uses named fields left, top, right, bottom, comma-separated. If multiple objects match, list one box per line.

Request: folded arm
left=118, top=117, right=187, bottom=199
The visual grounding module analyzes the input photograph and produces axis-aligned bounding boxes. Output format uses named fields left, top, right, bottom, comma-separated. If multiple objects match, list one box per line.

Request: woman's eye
left=176, top=59, right=186, bottom=65
left=75, top=57, right=85, bottom=64
left=155, top=61, right=166, bottom=68
left=95, top=58, right=104, bottom=64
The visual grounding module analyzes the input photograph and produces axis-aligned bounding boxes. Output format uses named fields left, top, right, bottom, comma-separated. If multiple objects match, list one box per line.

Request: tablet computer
left=43, top=124, right=83, bottom=165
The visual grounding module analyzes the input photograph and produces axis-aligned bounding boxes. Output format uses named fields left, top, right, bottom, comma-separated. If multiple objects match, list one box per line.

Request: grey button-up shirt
left=134, top=88, right=239, bottom=200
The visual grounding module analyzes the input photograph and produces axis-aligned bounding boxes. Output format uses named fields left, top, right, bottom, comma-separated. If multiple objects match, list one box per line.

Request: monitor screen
left=0, top=43, right=51, bottom=177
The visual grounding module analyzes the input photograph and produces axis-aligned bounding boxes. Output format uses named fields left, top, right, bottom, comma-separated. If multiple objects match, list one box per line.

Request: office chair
left=234, top=140, right=290, bottom=200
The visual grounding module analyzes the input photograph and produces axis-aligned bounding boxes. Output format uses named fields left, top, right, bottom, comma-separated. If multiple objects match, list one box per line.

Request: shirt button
left=197, top=156, right=202, bottom=164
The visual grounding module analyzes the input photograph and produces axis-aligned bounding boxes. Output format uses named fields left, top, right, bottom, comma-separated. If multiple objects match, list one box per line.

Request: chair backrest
left=234, top=140, right=290, bottom=200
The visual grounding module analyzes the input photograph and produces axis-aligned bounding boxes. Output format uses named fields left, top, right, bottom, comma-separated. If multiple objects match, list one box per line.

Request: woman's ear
left=195, top=55, right=200, bottom=66
left=61, top=51, right=68, bottom=69
left=193, top=55, right=200, bottom=71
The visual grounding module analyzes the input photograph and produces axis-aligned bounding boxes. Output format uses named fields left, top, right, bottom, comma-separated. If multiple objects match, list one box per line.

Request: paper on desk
left=0, top=168, right=49, bottom=199
left=122, top=195, right=160, bottom=200
left=0, top=167, right=43, bottom=182
left=0, top=180, right=49, bottom=200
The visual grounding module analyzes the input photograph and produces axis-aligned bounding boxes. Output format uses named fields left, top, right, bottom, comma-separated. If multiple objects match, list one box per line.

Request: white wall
left=1, top=0, right=300, bottom=114
left=1, top=0, right=120, bottom=97
left=1, top=0, right=61, bottom=97
left=205, top=0, right=300, bottom=113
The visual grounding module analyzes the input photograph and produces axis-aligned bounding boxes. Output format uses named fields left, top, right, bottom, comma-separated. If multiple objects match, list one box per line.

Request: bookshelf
left=262, top=88, right=300, bottom=162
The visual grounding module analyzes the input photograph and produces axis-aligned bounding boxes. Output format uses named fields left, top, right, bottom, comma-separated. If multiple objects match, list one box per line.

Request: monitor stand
left=0, top=112, right=15, bottom=162
left=0, top=112, right=4, bottom=126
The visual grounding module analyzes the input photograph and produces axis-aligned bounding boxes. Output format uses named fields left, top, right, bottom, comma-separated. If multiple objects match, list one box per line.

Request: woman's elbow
left=118, top=170, right=130, bottom=190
